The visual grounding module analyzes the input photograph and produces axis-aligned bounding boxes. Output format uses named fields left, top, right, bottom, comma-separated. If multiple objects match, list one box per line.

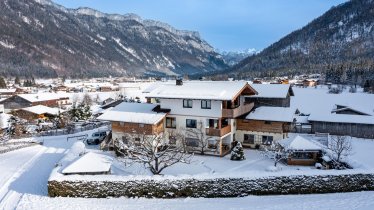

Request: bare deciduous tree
left=184, top=121, right=214, bottom=155
left=328, top=135, right=352, bottom=163
left=261, top=144, right=290, bottom=167
left=115, top=133, right=192, bottom=175
left=82, top=93, right=93, bottom=105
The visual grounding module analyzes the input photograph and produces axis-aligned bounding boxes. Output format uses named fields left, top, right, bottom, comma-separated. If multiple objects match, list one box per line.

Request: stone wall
left=48, top=173, right=374, bottom=198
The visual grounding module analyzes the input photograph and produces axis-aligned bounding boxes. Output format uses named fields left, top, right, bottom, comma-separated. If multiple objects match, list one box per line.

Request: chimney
left=176, top=79, right=183, bottom=86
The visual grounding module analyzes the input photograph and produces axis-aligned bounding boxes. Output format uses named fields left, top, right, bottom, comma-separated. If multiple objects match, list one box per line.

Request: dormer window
left=201, top=100, right=211, bottom=109
left=183, top=99, right=193, bottom=108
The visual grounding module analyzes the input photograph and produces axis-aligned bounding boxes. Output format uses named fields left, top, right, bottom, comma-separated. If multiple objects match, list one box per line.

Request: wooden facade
left=12, top=110, right=55, bottom=121
left=286, top=151, right=320, bottom=166
left=246, top=96, right=291, bottom=108
left=0, top=95, right=65, bottom=110
left=310, top=121, right=374, bottom=139
left=237, top=119, right=291, bottom=134
left=112, top=120, right=165, bottom=136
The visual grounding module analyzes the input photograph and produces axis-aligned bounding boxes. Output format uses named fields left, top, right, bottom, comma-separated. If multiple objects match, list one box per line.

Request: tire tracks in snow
left=0, top=146, right=47, bottom=210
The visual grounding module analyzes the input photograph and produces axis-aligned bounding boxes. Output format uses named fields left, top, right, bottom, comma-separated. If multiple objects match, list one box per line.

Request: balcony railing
left=222, top=102, right=254, bottom=118
left=206, top=125, right=231, bottom=137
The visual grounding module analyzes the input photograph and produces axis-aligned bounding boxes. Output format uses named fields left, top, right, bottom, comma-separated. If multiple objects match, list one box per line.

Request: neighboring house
left=97, top=102, right=167, bottom=141
left=0, top=93, right=70, bottom=111
left=144, top=80, right=257, bottom=156
left=303, top=79, right=319, bottom=87
left=53, top=85, right=69, bottom=92
left=245, top=84, right=294, bottom=108
left=308, top=104, right=374, bottom=138
left=278, top=135, right=322, bottom=166
left=0, top=88, right=23, bottom=97
left=236, top=106, right=296, bottom=148
left=13, top=105, right=63, bottom=121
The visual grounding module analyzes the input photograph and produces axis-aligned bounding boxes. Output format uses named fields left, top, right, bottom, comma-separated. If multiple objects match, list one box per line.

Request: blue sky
left=53, top=0, right=347, bottom=52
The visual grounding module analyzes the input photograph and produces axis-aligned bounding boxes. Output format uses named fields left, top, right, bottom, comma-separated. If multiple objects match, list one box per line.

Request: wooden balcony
left=206, top=125, right=231, bottom=137
left=222, top=102, right=254, bottom=118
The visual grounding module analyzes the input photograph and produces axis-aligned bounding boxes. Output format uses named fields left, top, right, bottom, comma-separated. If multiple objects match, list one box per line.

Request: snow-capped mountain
left=230, top=0, right=374, bottom=77
left=220, top=48, right=258, bottom=66
left=0, top=0, right=227, bottom=77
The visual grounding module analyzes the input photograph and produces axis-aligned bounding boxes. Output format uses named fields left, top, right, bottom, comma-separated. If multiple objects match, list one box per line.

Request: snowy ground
left=16, top=191, right=374, bottom=210
left=50, top=134, right=374, bottom=183
left=0, top=128, right=106, bottom=209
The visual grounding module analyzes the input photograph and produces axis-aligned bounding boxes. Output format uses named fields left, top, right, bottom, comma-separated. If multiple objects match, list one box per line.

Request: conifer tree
left=230, top=142, right=245, bottom=161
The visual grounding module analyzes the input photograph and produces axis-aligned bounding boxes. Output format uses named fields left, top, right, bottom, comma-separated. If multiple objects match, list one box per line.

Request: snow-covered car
left=86, top=131, right=107, bottom=145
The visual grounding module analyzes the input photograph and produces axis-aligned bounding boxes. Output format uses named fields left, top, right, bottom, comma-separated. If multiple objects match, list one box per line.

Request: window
left=122, top=136, right=129, bottom=145
left=201, top=100, right=211, bottom=109
left=186, top=119, right=197, bottom=128
left=183, top=99, right=193, bottom=108
left=186, top=138, right=199, bottom=147
left=169, top=135, right=177, bottom=145
left=243, top=134, right=255, bottom=144
left=291, top=152, right=314, bottom=160
left=264, top=121, right=272, bottom=125
left=166, top=117, right=176, bottom=128
left=208, top=139, right=218, bottom=149
left=262, top=136, right=273, bottom=145
left=134, top=137, right=141, bottom=146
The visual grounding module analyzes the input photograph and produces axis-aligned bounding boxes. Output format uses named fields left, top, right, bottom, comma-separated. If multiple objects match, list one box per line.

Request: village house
left=12, top=105, right=63, bottom=121
left=0, top=88, right=24, bottom=97
left=236, top=106, right=297, bottom=148
left=303, top=79, right=319, bottom=87
left=245, top=84, right=294, bottom=108
left=143, top=80, right=258, bottom=156
left=308, top=104, right=374, bottom=139
left=0, top=93, right=70, bottom=112
left=97, top=102, right=167, bottom=142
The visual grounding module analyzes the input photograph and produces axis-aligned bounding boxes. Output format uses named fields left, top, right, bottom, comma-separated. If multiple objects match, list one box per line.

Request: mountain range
left=0, top=0, right=227, bottom=78
left=229, top=0, right=374, bottom=79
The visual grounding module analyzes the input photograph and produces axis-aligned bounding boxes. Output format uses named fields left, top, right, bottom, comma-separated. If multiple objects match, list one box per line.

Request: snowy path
left=0, top=129, right=102, bottom=210
left=0, top=145, right=69, bottom=209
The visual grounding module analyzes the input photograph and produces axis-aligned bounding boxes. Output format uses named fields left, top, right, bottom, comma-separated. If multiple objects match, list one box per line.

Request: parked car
left=86, top=131, right=107, bottom=145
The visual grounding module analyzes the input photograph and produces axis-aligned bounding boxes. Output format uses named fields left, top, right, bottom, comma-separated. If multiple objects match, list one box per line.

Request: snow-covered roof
left=62, top=152, right=112, bottom=175
left=144, top=81, right=256, bottom=100
left=278, top=135, right=322, bottom=151
left=0, top=89, right=17, bottom=93
left=332, top=104, right=371, bottom=116
left=295, top=115, right=310, bottom=124
left=21, top=105, right=62, bottom=116
left=308, top=112, right=374, bottom=125
left=18, top=93, right=69, bottom=102
left=245, top=106, right=296, bottom=122
left=97, top=102, right=166, bottom=125
left=248, top=84, right=293, bottom=98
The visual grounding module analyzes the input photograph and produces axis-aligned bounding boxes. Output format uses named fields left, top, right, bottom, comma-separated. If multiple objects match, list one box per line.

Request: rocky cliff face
left=0, top=0, right=227, bottom=77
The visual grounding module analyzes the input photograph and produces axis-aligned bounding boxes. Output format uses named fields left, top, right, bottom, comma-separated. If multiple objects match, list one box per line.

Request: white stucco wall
left=235, top=130, right=287, bottom=148
left=160, top=98, right=222, bottom=118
